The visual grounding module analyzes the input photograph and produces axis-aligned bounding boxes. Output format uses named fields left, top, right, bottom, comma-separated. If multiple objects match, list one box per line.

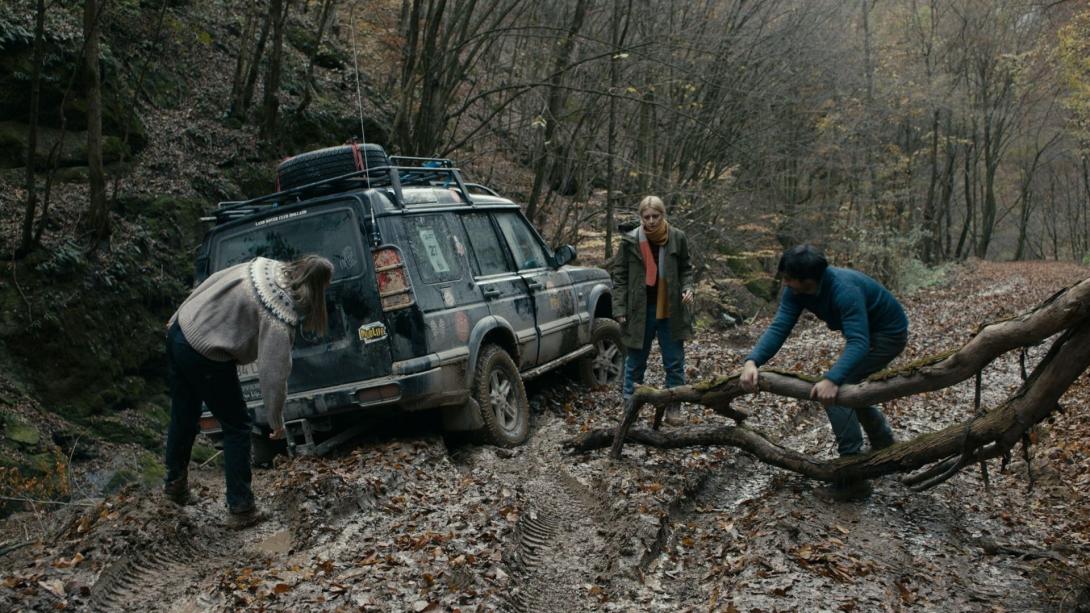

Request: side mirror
left=554, top=244, right=576, bottom=267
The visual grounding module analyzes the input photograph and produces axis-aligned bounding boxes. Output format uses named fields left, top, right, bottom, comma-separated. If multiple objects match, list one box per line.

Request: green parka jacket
left=611, top=225, right=695, bottom=349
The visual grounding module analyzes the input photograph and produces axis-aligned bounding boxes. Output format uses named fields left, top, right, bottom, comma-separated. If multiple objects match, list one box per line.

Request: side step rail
left=520, top=344, right=595, bottom=380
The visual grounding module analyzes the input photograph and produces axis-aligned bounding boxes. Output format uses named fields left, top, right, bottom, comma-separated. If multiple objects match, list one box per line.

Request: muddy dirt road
left=3, top=261, right=1090, bottom=611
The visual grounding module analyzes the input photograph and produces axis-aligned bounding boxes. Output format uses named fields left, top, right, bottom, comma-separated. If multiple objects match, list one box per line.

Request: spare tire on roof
left=275, top=143, right=390, bottom=192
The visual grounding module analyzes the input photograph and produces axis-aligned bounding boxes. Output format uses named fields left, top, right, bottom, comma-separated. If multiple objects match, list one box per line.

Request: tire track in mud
left=89, top=532, right=228, bottom=612
left=494, top=460, right=623, bottom=606
left=500, top=471, right=609, bottom=612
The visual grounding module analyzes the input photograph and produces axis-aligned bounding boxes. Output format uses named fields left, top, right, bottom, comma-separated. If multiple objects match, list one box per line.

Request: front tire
left=473, top=345, right=530, bottom=447
left=579, top=319, right=625, bottom=388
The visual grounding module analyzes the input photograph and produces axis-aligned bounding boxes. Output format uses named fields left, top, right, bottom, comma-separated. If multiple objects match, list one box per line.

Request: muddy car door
left=209, top=203, right=393, bottom=412
left=460, top=212, right=541, bottom=366
left=493, top=212, right=580, bottom=365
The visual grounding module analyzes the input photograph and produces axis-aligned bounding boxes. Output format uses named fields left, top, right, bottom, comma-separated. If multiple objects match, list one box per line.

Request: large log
left=580, top=277, right=1090, bottom=488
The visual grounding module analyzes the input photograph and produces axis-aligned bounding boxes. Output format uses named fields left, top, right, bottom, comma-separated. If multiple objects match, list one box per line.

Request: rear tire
left=473, top=345, right=530, bottom=447
left=579, top=319, right=625, bottom=388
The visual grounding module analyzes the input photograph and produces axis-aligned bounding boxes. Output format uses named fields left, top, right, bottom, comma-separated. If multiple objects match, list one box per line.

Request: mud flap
left=441, top=398, right=485, bottom=432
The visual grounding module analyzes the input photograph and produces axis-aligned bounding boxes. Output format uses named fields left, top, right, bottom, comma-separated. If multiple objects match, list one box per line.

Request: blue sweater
left=745, top=267, right=908, bottom=384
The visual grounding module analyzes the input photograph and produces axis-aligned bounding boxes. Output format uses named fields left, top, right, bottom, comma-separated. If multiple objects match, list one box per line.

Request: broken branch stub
left=589, top=277, right=1090, bottom=487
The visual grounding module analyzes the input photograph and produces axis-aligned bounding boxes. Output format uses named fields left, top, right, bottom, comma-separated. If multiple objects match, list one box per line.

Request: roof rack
left=209, top=156, right=479, bottom=225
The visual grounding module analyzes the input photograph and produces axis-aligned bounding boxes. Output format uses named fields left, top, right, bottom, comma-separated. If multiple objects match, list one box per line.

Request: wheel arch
left=464, top=316, right=520, bottom=389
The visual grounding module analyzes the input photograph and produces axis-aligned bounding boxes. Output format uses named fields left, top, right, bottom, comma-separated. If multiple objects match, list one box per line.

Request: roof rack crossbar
left=210, top=158, right=477, bottom=223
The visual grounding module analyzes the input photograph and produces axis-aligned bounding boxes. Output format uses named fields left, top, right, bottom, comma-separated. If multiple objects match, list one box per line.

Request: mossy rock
left=84, top=414, right=162, bottom=450
left=103, top=468, right=137, bottom=494
left=4, top=416, right=40, bottom=448
left=744, top=276, right=778, bottom=301
left=0, top=121, right=136, bottom=170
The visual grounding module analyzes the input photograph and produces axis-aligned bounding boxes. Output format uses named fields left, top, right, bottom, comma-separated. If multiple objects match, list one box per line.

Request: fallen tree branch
left=583, top=278, right=1090, bottom=488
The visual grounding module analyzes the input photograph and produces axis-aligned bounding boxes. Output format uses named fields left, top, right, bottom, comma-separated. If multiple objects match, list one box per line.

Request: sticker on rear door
left=358, top=322, right=388, bottom=344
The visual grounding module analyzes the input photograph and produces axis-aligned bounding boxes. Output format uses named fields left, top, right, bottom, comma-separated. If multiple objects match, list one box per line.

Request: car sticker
left=358, top=322, right=388, bottom=344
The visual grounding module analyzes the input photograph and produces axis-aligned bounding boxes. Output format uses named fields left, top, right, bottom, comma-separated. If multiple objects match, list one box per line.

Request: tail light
left=373, top=245, right=415, bottom=311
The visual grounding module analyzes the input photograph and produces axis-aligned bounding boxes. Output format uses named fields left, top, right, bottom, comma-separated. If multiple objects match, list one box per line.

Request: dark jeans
left=165, top=322, right=254, bottom=511
left=825, top=330, right=907, bottom=456
left=622, top=303, right=685, bottom=399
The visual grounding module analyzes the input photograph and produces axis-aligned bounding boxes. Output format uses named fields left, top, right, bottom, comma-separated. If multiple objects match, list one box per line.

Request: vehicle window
left=495, top=212, right=548, bottom=270
left=462, top=213, right=510, bottom=276
left=405, top=214, right=464, bottom=284
left=213, top=209, right=362, bottom=281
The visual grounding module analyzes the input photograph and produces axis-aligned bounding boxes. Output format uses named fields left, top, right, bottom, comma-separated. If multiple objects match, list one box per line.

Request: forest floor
left=2, top=259, right=1090, bottom=612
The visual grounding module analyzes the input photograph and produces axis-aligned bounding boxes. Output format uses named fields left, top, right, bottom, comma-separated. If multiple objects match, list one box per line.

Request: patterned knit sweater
left=169, top=257, right=298, bottom=430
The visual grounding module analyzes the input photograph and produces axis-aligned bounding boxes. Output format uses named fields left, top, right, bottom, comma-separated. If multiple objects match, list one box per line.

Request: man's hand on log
left=740, top=360, right=760, bottom=392
left=810, top=379, right=839, bottom=405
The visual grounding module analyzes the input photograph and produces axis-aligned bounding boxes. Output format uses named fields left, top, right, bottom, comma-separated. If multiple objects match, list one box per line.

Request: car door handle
left=526, top=281, right=544, bottom=290
left=482, top=287, right=501, bottom=299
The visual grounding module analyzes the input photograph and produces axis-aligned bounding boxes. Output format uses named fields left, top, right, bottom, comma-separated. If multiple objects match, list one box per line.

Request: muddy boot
left=664, top=402, right=684, bottom=427
left=227, top=502, right=266, bottom=530
left=163, top=474, right=190, bottom=506
left=815, top=479, right=873, bottom=503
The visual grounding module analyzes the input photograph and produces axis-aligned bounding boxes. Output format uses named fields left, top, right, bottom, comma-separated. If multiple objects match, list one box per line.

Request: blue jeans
left=825, top=330, right=907, bottom=456
left=623, top=304, right=685, bottom=399
left=165, top=322, right=254, bottom=511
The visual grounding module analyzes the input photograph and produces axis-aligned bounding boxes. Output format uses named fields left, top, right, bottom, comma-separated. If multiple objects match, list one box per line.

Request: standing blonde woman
left=163, top=255, right=333, bottom=527
left=612, top=196, right=694, bottom=425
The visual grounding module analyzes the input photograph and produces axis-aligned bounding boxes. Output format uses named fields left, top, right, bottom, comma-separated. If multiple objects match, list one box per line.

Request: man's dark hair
left=777, top=244, right=828, bottom=281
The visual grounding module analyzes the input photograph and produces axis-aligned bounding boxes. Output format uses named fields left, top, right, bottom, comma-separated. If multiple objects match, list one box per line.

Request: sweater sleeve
left=824, top=286, right=870, bottom=384
left=611, top=243, right=629, bottom=318
left=745, top=289, right=802, bottom=366
left=678, top=232, right=694, bottom=293
left=257, top=318, right=295, bottom=431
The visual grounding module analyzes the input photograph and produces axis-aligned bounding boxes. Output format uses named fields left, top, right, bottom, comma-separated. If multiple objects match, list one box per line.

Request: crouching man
left=739, top=245, right=908, bottom=501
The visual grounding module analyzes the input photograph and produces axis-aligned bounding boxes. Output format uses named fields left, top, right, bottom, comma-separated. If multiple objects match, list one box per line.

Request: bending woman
left=163, top=255, right=333, bottom=526
left=612, top=196, right=694, bottom=425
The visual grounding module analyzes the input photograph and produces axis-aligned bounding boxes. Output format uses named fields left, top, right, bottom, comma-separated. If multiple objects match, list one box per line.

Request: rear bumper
left=238, top=358, right=467, bottom=429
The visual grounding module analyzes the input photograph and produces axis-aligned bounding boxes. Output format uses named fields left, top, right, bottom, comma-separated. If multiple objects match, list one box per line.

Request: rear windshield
left=212, top=208, right=364, bottom=280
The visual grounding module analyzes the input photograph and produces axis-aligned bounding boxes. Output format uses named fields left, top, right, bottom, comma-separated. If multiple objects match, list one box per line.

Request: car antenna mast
left=350, top=2, right=381, bottom=247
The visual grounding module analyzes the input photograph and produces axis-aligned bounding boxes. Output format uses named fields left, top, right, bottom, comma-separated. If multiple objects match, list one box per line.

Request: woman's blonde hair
left=283, top=255, right=334, bottom=335
left=638, top=195, right=667, bottom=216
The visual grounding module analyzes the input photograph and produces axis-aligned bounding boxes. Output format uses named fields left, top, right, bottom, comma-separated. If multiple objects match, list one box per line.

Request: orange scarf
left=638, top=221, right=670, bottom=319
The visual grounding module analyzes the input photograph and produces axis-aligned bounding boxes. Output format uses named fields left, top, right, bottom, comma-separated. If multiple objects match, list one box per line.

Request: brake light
left=373, top=245, right=415, bottom=311
left=199, top=415, right=221, bottom=433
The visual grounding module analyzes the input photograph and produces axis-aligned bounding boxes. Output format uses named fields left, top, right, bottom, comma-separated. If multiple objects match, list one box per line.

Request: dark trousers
left=825, top=330, right=907, bottom=456
left=622, top=303, right=686, bottom=399
left=164, top=322, right=254, bottom=511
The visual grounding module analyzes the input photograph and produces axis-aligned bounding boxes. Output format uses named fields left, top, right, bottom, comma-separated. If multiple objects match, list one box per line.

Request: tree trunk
left=83, top=0, right=109, bottom=247
left=604, top=0, right=629, bottom=261
left=237, top=2, right=273, bottom=121
left=525, top=0, right=590, bottom=223
left=17, top=0, right=46, bottom=257
left=922, top=109, right=940, bottom=264
left=228, top=0, right=261, bottom=119
left=260, top=0, right=292, bottom=139
left=295, top=0, right=337, bottom=117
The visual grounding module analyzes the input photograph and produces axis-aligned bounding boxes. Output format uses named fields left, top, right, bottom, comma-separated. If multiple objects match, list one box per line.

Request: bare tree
left=83, top=0, right=110, bottom=247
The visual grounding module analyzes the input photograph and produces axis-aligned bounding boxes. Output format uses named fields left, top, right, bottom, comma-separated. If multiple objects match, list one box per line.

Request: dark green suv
left=195, top=144, right=623, bottom=458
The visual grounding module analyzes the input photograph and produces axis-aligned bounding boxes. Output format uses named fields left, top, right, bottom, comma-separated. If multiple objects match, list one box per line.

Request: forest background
left=0, top=0, right=1089, bottom=510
